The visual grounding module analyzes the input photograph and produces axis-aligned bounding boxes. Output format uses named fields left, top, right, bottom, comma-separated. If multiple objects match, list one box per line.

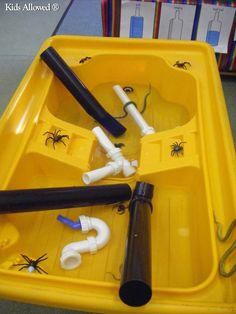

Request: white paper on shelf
left=197, top=4, right=236, bottom=53
left=158, top=3, right=196, bottom=40
left=120, top=0, right=156, bottom=38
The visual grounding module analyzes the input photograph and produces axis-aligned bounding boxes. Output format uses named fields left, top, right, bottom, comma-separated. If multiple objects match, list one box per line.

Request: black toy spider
left=173, top=61, right=191, bottom=70
left=112, top=203, right=127, bottom=215
left=114, top=143, right=125, bottom=149
left=79, top=56, right=91, bottom=64
left=13, top=253, right=48, bottom=274
left=43, top=129, right=69, bottom=149
left=170, top=141, right=186, bottom=157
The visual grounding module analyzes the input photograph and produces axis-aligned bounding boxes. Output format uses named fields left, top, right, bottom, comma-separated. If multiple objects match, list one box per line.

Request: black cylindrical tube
left=40, top=47, right=126, bottom=137
left=0, top=184, right=132, bottom=214
left=119, top=182, right=154, bottom=307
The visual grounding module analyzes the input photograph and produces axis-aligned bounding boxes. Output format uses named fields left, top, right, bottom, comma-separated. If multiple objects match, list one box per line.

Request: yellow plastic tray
left=0, top=35, right=235, bottom=313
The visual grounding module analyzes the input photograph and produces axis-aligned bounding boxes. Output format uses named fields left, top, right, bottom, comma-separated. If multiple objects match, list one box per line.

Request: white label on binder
left=120, top=0, right=156, bottom=39
left=158, top=3, right=196, bottom=40
left=197, top=4, right=236, bottom=53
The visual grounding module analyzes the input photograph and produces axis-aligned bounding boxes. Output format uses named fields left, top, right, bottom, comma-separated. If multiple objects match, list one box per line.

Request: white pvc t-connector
left=113, top=85, right=155, bottom=137
left=60, top=215, right=110, bottom=270
left=82, top=127, right=136, bottom=184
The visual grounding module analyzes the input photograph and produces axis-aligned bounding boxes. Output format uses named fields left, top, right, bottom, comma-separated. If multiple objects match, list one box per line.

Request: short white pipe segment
left=92, top=126, right=117, bottom=156
left=60, top=215, right=111, bottom=270
left=82, top=162, right=121, bottom=185
left=113, top=85, right=155, bottom=136
left=92, top=126, right=122, bottom=161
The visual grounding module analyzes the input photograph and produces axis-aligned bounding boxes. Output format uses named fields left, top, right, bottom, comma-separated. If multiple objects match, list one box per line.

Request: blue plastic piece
left=129, top=16, right=144, bottom=38
left=206, top=30, right=220, bottom=46
left=57, top=215, right=82, bottom=230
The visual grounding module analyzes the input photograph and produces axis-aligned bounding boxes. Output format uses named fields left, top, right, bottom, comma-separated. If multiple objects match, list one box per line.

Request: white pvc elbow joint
left=60, top=215, right=110, bottom=270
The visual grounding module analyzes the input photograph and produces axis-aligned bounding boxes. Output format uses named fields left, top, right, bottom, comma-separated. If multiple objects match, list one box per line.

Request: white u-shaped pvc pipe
left=113, top=85, right=155, bottom=137
left=60, top=215, right=110, bottom=270
left=82, top=127, right=136, bottom=185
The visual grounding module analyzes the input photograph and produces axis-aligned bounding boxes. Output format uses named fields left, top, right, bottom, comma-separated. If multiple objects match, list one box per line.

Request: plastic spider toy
left=173, top=61, right=191, bottom=70
left=112, top=203, right=127, bottom=215
left=170, top=141, right=186, bottom=157
left=43, top=129, right=69, bottom=149
left=114, top=143, right=125, bottom=149
left=13, top=253, right=48, bottom=274
left=79, top=56, right=91, bottom=64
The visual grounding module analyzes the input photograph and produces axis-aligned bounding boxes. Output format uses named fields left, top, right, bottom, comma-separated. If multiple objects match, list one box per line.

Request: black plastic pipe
left=40, top=47, right=126, bottom=137
left=119, top=181, right=154, bottom=307
left=0, top=184, right=132, bottom=214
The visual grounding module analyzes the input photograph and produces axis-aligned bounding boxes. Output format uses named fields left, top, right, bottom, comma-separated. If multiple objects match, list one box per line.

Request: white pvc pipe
left=122, top=159, right=136, bottom=177
left=113, top=86, right=130, bottom=104
left=82, top=162, right=122, bottom=185
left=92, top=126, right=121, bottom=161
left=113, top=85, right=155, bottom=137
left=60, top=215, right=110, bottom=270
left=92, top=126, right=116, bottom=155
